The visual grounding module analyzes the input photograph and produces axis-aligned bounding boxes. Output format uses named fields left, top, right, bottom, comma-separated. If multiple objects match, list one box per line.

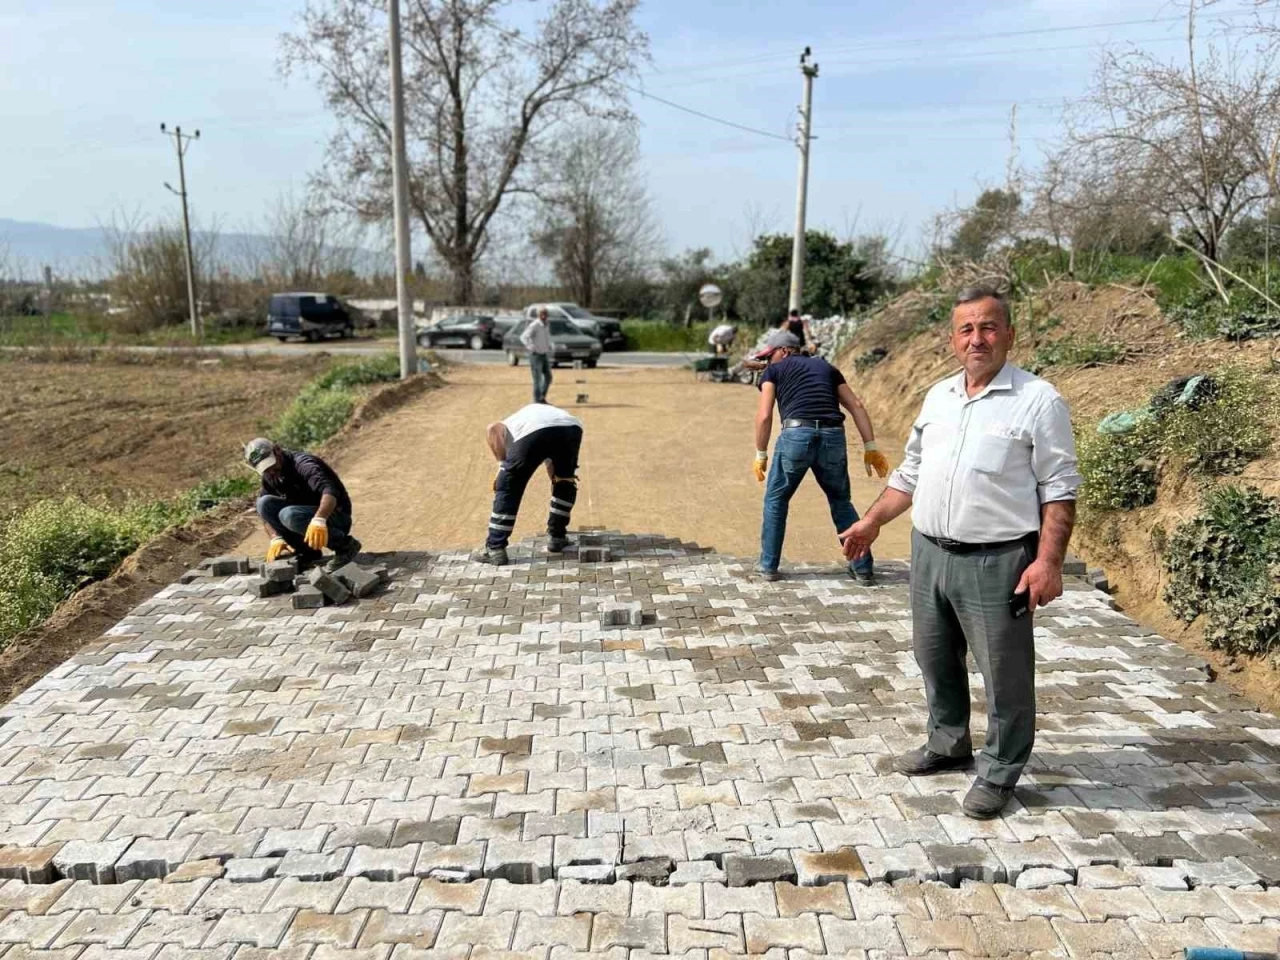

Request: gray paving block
left=1176, top=857, right=1262, bottom=889
left=332, top=563, right=383, bottom=598
left=208, top=557, right=243, bottom=576
left=724, top=854, right=795, bottom=887
left=306, top=568, right=351, bottom=605
left=178, top=570, right=210, bottom=584
left=277, top=847, right=350, bottom=880
left=115, top=837, right=196, bottom=881
left=253, top=578, right=295, bottom=598
left=224, top=857, right=282, bottom=883
left=53, top=838, right=132, bottom=883
left=1015, top=867, right=1074, bottom=889
left=616, top=857, right=675, bottom=884
left=483, top=837, right=554, bottom=883
left=558, top=863, right=615, bottom=883
left=924, top=842, right=1007, bottom=886
left=264, top=559, right=298, bottom=583
left=579, top=546, right=612, bottom=563
left=292, top=584, right=324, bottom=609
left=602, top=601, right=642, bottom=627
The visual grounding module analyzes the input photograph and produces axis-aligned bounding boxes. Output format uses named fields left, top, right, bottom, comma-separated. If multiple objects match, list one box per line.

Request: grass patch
left=619, top=320, right=721, bottom=352
left=0, top=314, right=261, bottom=348
left=1165, top=285, right=1280, bottom=341
left=311, top=353, right=401, bottom=391
left=1164, top=485, right=1280, bottom=657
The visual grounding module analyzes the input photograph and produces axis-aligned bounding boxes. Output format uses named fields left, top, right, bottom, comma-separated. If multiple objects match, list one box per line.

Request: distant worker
left=480, top=402, right=584, bottom=565
left=708, top=322, right=738, bottom=355
left=753, top=333, right=889, bottom=583
left=245, top=438, right=361, bottom=572
left=838, top=285, right=1081, bottom=819
left=521, top=307, right=553, bottom=404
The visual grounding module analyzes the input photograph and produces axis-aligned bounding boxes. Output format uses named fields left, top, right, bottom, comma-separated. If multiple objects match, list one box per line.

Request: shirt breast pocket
left=971, top=424, right=1029, bottom=475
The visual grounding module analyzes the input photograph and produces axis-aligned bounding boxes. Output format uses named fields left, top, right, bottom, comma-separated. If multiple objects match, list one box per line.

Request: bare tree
left=101, top=213, right=220, bottom=332
left=281, top=0, right=648, bottom=305
left=1060, top=1, right=1280, bottom=265
left=531, top=122, right=659, bottom=307
left=246, top=191, right=365, bottom=289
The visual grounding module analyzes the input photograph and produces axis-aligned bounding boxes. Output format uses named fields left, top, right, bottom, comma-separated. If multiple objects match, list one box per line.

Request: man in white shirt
left=520, top=308, right=554, bottom=403
left=479, top=402, right=584, bottom=565
left=708, top=322, right=737, bottom=355
left=839, top=285, right=1081, bottom=819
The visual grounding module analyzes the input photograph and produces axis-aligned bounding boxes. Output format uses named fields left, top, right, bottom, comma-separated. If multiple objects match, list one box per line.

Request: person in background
left=838, top=284, right=1081, bottom=820
left=521, top=307, right=553, bottom=403
left=245, top=438, right=362, bottom=572
left=708, top=322, right=738, bottom=355
left=753, top=332, right=889, bottom=584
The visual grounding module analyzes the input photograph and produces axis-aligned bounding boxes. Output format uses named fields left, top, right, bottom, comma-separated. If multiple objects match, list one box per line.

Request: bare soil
left=0, top=352, right=326, bottom=517
left=239, top=365, right=914, bottom=565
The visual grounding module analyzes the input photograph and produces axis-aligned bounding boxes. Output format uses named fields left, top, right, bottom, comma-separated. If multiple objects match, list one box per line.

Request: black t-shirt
left=760, top=355, right=846, bottom=421
left=260, top=449, right=353, bottom=516
left=784, top=317, right=806, bottom=345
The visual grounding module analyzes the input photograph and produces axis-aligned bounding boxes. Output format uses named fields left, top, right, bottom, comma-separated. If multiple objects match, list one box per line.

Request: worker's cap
left=244, top=438, right=277, bottom=475
left=765, top=330, right=802, bottom=349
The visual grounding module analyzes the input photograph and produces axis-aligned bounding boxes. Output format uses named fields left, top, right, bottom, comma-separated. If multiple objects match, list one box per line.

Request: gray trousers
left=910, top=528, right=1037, bottom=787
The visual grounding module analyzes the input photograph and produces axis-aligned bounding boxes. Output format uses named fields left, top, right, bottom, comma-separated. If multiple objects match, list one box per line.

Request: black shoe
left=294, top=549, right=324, bottom=573
left=325, top=536, right=363, bottom=572
left=547, top=536, right=570, bottom=554
left=756, top=568, right=781, bottom=582
left=849, top=566, right=875, bottom=585
left=963, top=778, right=1015, bottom=819
left=476, top=546, right=509, bottom=566
left=893, top=746, right=974, bottom=777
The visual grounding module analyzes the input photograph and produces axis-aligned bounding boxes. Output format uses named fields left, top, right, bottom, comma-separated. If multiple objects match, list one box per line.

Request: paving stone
left=817, top=915, right=906, bottom=954
left=511, top=913, right=591, bottom=951
left=1076, top=864, right=1140, bottom=889
left=292, top=585, right=324, bottom=609
left=774, top=880, right=853, bottom=918
left=205, top=911, right=294, bottom=949
left=278, top=848, right=351, bottom=880
left=410, top=879, right=488, bottom=915
left=970, top=915, right=1063, bottom=956
left=590, top=913, right=664, bottom=952
left=116, top=837, right=196, bottom=881
left=338, top=878, right=419, bottom=913
left=53, top=912, right=147, bottom=949
left=894, top=915, right=982, bottom=955
left=165, top=859, right=226, bottom=883
left=52, top=838, right=131, bottom=883
left=224, top=858, right=282, bottom=883
left=483, top=837, right=553, bottom=884
left=615, top=858, right=673, bottom=885
left=356, top=908, right=441, bottom=948
left=723, top=854, right=795, bottom=887
left=669, top=860, right=724, bottom=885
left=666, top=915, right=743, bottom=953
left=332, top=563, right=385, bottom=598
left=1015, top=867, right=1074, bottom=889
left=857, top=843, right=937, bottom=883
left=921, top=881, right=1004, bottom=918
left=923, top=842, right=1006, bottom=885
left=1177, top=856, right=1263, bottom=889
left=994, top=883, right=1086, bottom=922
left=0, top=846, right=63, bottom=884
left=307, top=569, right=352, bottom=605
left=792, top=847, right=866, bottom=886
left=346, top=844, right=418, bottom=881
left=282, top=909, right=369, bottom=948
left=556, top=864, right=614, bottom=883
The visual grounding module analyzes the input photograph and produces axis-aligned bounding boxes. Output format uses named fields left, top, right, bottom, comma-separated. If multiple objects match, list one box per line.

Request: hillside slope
left=838, top=282, right=1280, bottom=708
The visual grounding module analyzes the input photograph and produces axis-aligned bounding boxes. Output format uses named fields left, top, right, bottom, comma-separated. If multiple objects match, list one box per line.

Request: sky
left=0, top=0, right=1264, bottom=269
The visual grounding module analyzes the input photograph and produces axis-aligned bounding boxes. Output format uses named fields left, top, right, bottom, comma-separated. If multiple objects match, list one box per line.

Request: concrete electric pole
left=160, top=123, right=201, bottom=339
left=388, top=0, right=417, bottom=379
left=788, top=48, right=818, bottom=314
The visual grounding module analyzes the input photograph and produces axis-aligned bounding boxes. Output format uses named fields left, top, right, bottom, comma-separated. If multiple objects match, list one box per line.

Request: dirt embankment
left=839, top=282, right=1280, bottom=710
left=0, top=362, right=439, bottom=702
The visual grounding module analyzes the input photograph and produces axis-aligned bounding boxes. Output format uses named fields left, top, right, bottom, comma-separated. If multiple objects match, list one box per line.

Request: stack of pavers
left=178, top=554, right=389, bottom=609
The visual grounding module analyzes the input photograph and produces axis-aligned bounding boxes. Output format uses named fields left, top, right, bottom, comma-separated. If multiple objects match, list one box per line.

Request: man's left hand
left=864, top=449, right=890, bottom=478
left=1014, top=559, right=1063, bottom=613
left=305, top=517, right=329, bottom=551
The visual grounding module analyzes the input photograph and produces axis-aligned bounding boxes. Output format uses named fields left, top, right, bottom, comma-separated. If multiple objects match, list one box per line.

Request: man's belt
left=782, top=418, right=843, bottom=429
left=922, top=532, right=1038, bottom=554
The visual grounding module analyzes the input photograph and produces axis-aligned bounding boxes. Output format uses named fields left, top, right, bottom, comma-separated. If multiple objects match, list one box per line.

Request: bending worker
left=839, top=285, right=1081, bottom=820
left=245, top=437, right=362, bottom=572
left=480, top=402, right=583, bottom=565
left=754, top=332, right=889, bottom=583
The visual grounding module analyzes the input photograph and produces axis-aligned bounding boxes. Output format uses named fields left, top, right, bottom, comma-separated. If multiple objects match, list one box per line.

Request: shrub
left=0, top=499, right=170, bottom=643
left=1157, top=368, right=1273, bottom=475
left=1163, top=485, right=1280, bottom=656
left=1078, top=421, right=1161, bottom=511
left=619, top=320, right=716, bottom=352
left=274, top=384, right=356, bottom=449
left=1030, top=334, right=1126, bottom=374
left=1166, top=286, right=1280, bottom=341
left=312, top=353, right=401, bottom=391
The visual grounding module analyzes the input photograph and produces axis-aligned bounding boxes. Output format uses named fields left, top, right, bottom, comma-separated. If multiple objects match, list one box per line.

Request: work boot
left=325, top=536, right=363, bottom=572
left=756, top=568, right=781, bottom=582
left=547, top=535, right=570, bottom=554
left=893, top=745, right=973, bottom=777
left=963, top=778, right=1015, bottom=819
left=849, top=564, right=875, bottom=586
left=476, top=545, right=509, bottom=566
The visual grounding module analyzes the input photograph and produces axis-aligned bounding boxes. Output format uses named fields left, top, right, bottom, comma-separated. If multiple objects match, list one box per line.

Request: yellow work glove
left=753, top=451, right=768, bottom=483
left=304, top=517, right=329, bottom=551
left=864, top=442, right=890, bottom=478
left=265, top=537, right=291, bottom=563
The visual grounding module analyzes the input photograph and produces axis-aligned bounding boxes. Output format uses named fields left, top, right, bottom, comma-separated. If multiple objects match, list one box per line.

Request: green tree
left=733, top=231, right=888, bottom=325
left=946, top=189, right=1021, bottom=262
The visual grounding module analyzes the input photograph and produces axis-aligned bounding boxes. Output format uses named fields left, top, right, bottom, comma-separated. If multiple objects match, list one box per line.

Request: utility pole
left=788, top=48, right=818, bottom=314
left=388, top=0, right=417, bottom=379
left=160, top=123, right=201, bottom=339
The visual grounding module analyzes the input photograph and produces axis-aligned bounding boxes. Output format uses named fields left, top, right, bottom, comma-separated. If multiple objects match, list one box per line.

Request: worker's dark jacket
left=259, top=449, right=352, bottom=516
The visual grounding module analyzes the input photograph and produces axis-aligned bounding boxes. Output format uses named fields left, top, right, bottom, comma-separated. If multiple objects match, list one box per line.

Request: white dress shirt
left=520, top=318, right=552, bottom=355
left=503, top=404, right=581, bottom=443
left=887, top=362, right=1081, bottom=543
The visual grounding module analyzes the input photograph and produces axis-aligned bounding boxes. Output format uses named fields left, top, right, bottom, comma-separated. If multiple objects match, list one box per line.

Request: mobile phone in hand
left=1009, top=590, right=1030, bottom=619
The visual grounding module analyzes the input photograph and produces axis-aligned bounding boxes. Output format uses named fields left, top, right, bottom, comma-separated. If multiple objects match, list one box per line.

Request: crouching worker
left=480, top=404, right=583, bottom=565
left=244, top=437, right=362, bottom=572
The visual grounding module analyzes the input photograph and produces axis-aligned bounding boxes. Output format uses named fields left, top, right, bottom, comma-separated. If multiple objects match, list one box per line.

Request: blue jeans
left=759, top=426, right=872, bottom=576
left=530, top=353, right=553, bottom=403
left=257, top=495, right=353, bottom=558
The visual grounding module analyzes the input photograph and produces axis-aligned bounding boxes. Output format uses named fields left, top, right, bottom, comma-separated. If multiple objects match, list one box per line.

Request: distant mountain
left=0, top=218, right=382, bottom=280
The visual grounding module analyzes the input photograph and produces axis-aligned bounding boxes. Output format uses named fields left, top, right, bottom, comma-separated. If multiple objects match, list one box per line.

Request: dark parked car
left=416, top=313, right=501, bottom=350
left=267, top=293, right=358, bottom=342
left=503, top=318, right=602, bottom=368
left=524, top=303, right=626, bottom=350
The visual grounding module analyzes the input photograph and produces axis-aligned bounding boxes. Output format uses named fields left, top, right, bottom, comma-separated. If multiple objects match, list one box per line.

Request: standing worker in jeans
left=838, top=285, right=1081, bottom=819
left=479, top=403, right=583, bottom=565
left=245, top=438, right=362, bottom=572
left=522, top=307, right=553, bottom=403
left=754, top=332, right=889, bottom=583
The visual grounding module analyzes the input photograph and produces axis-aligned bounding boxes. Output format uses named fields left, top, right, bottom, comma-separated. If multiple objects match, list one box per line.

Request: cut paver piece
left=725, top=854, right=797, bottom=887
left=306, top=568, right=351, bottom=604
left=292, top=584, right=324, bottom=609
left=331, top=563, right=385, bottom=598
left=264, top=559, right=298, bottom=583
left=53, top=839, right=132, bottom=884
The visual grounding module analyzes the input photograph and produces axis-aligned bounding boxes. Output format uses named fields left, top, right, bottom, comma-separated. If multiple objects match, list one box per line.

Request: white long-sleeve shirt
left=887, top=362, right=1081, bottom=543
left=520, top=317, right=551, bottom=355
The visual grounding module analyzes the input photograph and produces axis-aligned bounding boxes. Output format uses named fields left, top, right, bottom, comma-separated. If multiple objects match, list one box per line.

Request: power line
left=626, top=87, right=791, bottom=142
